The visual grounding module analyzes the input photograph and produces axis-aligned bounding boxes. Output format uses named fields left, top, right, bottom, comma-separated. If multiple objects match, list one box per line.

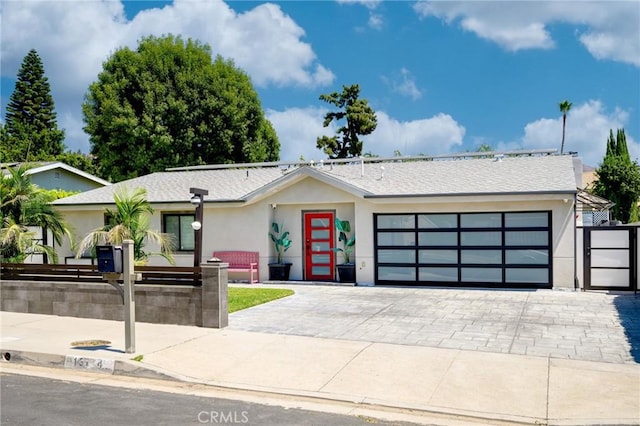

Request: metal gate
left=584, top=226, right=637, bottom=291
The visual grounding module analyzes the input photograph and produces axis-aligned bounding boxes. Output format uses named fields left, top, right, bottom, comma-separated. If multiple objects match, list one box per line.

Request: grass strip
left=228, top=287, right=294, bottom=313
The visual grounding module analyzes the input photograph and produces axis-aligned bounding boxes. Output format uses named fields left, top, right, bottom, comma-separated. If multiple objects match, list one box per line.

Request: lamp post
left=190, top=187, right=209, bottom=267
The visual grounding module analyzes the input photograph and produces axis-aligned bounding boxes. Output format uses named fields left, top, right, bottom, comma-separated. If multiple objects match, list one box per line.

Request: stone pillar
left=200, top=262, right=228, bottom=328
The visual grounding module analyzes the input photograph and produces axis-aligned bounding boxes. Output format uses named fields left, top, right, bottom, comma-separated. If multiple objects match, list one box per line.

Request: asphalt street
left=0, top=373, right=425, bottom=426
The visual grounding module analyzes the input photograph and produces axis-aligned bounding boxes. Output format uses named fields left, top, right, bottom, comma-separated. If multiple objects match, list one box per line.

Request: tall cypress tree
left=605, top=129, right=615, bottom=157
left=615, top=128, right=631, bottom=163
left=594, top=128, right=640, bottom=223
left=2, top=49, right=65, bottom=162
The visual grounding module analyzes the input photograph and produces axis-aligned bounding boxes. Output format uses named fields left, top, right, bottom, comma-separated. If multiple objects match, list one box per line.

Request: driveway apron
left=228, top=285, right=640, bottom=364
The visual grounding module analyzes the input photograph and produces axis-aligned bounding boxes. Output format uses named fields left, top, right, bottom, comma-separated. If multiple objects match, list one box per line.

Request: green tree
left=2, top=49, right=65, bottom=162
left=316, top=84, right=377, bottom=159
left=614, top=128, right=631, bottom=162
left=0, top=165, right=71, bottom=262
left=55, top=151, right=101, bottom=178
left=559, top=100, right=572, bottom=154
left=593, top=128, right=640, bottom=223
left=76, top=187, right=174, bottom=265
left=0, top=124, right=8, bottom=162
left=83, top=34, right=279, bottom=182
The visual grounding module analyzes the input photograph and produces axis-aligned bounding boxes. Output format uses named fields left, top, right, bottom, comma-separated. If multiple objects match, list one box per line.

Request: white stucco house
left=53, top=150, right=584, bottom=289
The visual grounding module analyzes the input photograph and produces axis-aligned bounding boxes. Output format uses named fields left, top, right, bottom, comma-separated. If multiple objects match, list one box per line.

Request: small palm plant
left=76, top=186, right=174, bottom=265
left=334, top=218, right=355, bottom=264
left=269, top=222, right=291, bottom=264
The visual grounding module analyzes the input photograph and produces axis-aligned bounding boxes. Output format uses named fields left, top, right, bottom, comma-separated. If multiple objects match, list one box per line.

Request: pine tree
left=2, top=49, right=65, bottom=162
left=316, top=84, right=377, bottom=159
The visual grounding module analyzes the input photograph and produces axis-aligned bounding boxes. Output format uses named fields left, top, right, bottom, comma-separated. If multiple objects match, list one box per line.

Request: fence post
left=200, top=262, right=228, bottom=328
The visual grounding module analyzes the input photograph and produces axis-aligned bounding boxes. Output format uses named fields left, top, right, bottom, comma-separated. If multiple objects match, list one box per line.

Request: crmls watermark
left=197, top=410, right=249, bottom=424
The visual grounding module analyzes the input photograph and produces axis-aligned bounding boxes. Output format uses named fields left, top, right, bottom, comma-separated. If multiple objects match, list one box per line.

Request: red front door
left=304, top=212, right=335, bottom=281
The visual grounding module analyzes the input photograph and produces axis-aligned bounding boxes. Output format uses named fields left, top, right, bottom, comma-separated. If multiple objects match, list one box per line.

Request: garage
left=374, top=211, right=552, bottom=288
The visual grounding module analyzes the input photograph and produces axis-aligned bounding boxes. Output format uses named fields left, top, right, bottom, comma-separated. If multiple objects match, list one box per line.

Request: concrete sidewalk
left=1, top=311, right=638, bottom=425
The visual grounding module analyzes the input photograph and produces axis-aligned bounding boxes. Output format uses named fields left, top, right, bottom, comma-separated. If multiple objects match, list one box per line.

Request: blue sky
left=1, top=0, right=639, bottom=167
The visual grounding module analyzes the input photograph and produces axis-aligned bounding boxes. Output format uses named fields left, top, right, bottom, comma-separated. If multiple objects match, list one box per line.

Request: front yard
left=228, top=287, right=294, bottom=313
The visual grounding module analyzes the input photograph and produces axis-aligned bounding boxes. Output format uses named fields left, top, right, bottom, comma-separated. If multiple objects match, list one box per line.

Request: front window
left=163, top=214, right=195, bottom=251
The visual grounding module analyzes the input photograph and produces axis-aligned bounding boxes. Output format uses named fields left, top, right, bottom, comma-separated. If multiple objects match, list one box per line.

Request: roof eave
left=27, top=162, right=112, bottom=186
left=364, top=190, right=577, bottom=199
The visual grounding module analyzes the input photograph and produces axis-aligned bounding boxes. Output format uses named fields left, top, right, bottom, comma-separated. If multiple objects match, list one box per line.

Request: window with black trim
left=163, top=213, right=195, bottom=251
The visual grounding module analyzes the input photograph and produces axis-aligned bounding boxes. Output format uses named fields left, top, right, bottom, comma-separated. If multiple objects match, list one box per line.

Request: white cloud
left=381, top=68, right=423, bottom=100
left=267, top=107, right=331, bottom=161
left=268, top=107, right=466, bottom=161
left=414, top=1, right=640, bottom=66
left=394, top=68, right=422, bottom=100
left=368, top=13, right=384, bottom=30
left=337, top=0, right=385, bottom=30
left=0, top=0, right=333, bottom=152
left=336, top=0, right=383, bottom=10
left=495, top=100, right=638, bottom=166
left=370, top=112, right=465, bottom=157
left=269, top=102, right=637, bottom=166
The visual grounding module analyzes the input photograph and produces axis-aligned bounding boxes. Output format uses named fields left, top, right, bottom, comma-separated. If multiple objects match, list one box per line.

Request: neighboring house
left=581, top=162, right=639, bottom=225
left=578, top=163, right=613, bottom=225
left=576, top=189, right=614, bottom=226
left=1, top=161, right=111, bottom=192
left=53, top=150, right=585, bottom=290
left=1, top=161, right=110, bottom=264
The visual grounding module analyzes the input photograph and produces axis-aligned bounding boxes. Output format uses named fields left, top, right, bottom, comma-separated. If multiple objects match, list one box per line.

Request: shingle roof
left=53, top=168, right=283, bottom=205
left=53, top=155, right=577, bottom=206
left=323, top=155, right=577, bottom=196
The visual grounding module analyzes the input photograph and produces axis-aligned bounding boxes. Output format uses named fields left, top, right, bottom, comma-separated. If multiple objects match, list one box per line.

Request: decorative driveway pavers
left=229, top=285, right=640, bottom=364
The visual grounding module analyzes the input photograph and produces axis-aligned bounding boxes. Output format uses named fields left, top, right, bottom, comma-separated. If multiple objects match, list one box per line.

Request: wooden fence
left=0, top=263, right=201, bottom=286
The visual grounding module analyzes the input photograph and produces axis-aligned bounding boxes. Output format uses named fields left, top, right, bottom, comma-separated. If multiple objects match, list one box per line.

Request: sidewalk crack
left=507, top=293, right=529, bottom=354
left=317, top=341, right=374, bottom=392
left=545, top=357, right=551, bottom=423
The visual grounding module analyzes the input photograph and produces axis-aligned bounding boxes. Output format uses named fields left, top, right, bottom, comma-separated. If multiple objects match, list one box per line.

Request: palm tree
left=76, top=186, right=175, bottom=265
left=0, top=165, right=72, bottom=262
left=559, top=100, right=572, bottom=154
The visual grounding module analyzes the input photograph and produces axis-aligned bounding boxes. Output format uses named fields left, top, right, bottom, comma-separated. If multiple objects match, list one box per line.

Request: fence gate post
left=200, top=262, right=228, bottom=328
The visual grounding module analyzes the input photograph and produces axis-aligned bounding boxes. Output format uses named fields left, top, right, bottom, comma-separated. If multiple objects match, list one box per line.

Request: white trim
left=24, top=162, right=111, bottom=186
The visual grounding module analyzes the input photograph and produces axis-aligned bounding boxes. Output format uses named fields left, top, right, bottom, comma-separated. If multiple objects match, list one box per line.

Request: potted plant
left=334, top=217, right=356, bottom=283
left=268, top=222, right=292, bottom=280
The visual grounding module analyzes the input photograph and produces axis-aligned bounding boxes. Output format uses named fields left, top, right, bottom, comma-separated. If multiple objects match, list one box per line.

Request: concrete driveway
left=229, top=285, right=640, bottom=364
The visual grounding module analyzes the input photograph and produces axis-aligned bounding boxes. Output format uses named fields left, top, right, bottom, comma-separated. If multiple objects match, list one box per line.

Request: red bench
left=212, top=251, right=259, bottom=284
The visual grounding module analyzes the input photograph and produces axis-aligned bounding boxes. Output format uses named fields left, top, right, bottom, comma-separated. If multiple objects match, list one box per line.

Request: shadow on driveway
left=614, top=293, right=640, bottom=363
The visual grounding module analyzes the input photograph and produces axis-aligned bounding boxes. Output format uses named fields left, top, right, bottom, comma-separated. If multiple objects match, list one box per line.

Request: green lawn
left=228, top=287, right=294, bottom=313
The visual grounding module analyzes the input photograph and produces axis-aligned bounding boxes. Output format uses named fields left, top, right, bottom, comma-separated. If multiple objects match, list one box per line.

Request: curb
left=0, top=349, right=179, bottom=381
left=4, top=348, right=638, bottom=426
left=1, top=347, right=539, bottom=426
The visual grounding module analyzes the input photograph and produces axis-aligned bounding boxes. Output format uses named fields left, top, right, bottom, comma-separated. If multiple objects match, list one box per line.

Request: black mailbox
left=96, top=245, right=123, bottom=273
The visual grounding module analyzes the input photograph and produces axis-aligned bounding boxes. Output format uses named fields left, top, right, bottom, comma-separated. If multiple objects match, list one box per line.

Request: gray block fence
left=0, top=263, right=228, bottom=328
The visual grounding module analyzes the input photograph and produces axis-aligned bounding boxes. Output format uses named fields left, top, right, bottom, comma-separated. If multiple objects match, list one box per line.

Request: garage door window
left=375, top=211, right=551, bottom=288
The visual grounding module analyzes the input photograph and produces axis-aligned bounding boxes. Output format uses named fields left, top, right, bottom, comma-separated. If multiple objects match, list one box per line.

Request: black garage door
left=374, top=211, right=552, bottom=288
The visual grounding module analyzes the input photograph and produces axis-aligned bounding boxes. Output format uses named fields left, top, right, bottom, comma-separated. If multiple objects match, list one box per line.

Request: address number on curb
left=64, top=355, right=115, bottom=373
